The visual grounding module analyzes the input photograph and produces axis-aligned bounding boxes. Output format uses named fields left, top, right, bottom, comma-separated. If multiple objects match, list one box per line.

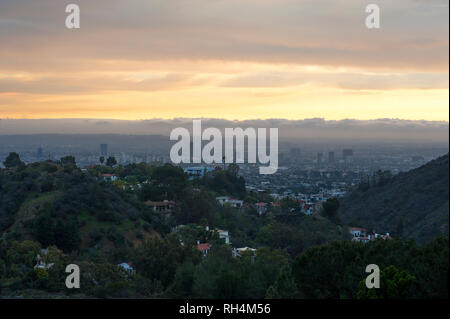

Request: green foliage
left=3, top=152, right=25, bottom=169
left=0, top=156, right=448, bottom=299
left=5, top=240, right=41, bottom=268
left=32, top=212, right=80, bottom=252
left=321, top=197, right=340, bottom=223
left=292, top=236, right=448, bottom=299
left=265, top=265, right=300, bottom=299
left=60, top=156, right=76, bottom=166
left=255, top=215, right=347, bottom=257
left=170, top=261, right=196, bottom=298
left=189, top=246, right=290, bottom=299
left=198, top=168, right=246, bottom=199
left=132, top=235, right=198, bottom=289
left=106, top=156, right=117, bottom=167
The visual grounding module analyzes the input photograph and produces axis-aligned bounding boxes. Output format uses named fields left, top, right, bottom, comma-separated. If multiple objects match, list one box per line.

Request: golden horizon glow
left=1, top=69, right=448, bottom=121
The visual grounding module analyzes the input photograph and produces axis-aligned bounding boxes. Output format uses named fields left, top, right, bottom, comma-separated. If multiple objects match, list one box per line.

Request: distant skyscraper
left=37, top=147, right=43, bottom=159
left=328, top=151, right=335, bottom=163
left=343, top=149, right=354, bottom=162
left=100, top=144, right=108, bottom=156
left=317, top=152, right=323, bottom=165
left=343, top=149, right=353, bottom=158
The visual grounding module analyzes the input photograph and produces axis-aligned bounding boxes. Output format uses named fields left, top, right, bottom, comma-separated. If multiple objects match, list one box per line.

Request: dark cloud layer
left=0, top=118, right=448, bottom=143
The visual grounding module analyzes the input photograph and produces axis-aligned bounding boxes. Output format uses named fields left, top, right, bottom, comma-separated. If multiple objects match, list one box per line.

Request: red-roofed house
left=197, top=243, right=212, bottom=256
left=349, top=227, right=367, bottom=237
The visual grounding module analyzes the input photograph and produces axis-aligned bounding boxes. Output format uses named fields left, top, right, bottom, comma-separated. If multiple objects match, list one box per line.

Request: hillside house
left=216, top=229, right=231, bottom=245
left=349, top=227, right=367, bottom=238
left=117, top=262, right=136, bottom=274
left=197, top=243, right=212, bottom=257
left=216, top=196, right=244, bottom=209
left=102, top=173, right=118, bottom=182
left=145, top=200, right=176, bottom=213
left=34, top=249, right=55, bottom=270
left=232, top=247, right=257, bottom=260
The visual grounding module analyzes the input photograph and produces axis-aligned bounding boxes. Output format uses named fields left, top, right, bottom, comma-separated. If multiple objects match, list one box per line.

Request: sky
left=0, top=0, right=448, bottom=121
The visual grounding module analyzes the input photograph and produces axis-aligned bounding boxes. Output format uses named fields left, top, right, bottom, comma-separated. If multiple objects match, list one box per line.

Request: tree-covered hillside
left=0, top=153, right=447, bottom=298
left=339, top=154, right=449, bottom=244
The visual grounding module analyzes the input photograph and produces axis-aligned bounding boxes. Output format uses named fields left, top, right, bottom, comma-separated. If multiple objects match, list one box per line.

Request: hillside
left=0, top=159, right=158, bottom=252
left=0, top=154, right=447, bottom=299
left=339, top=154, right=449, bottom=244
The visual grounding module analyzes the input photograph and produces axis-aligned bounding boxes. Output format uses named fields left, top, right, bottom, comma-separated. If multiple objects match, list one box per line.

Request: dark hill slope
left=0, top=161, right=156, bottom=252
left=339, top=154, right=449, bottom=244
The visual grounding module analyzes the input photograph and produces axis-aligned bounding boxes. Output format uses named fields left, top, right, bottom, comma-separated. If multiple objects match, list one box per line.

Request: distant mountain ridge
left=339, top=153, right=449, bottom=244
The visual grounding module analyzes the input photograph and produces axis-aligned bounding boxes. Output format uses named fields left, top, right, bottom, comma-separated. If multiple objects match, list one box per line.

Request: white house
left=349, top=227, right=367, bottom=238
left=216, top=229, right=231, bottom=245
left=216, top=196, right=244, bottom=209
left=229, top=199, right=244, bottom=208
left=102, top=173, right=118, bottom=182
left=232, top=247, right=257, bottom=258
left=117, top=262, right=135, bottom=274
left=34, top=249, right=55, bottom=270
left=216, top=196, right=230, bottom=205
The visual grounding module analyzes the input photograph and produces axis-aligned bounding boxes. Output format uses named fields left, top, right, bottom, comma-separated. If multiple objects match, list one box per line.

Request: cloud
left=0, top=73, right=197, bottom=94
left=0, top=118, right=448, bottom=144
left=0, top=0, right=448, bottom=71
left=221, top=71, right=449, bottom=90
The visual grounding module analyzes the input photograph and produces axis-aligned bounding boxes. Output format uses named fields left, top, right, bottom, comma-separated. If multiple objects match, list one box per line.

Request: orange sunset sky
left=0, top=0, right=448, bottom=121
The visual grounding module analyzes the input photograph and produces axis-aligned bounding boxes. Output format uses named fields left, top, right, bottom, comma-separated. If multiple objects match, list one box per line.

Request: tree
left=133, top=236, right=192, bottom=289
left=99, top=156, right=105, bottom=164
left=265, top=265, right=299, bottom=299
left=106, top=156, right=117, bottom=167
left=60, top=156, right=76, bottom=166
left=227, top=163, right=240, bottom=177
left=171, top=261, right=196, bottom=298
left=54, top=219, right=81, bottom=252
left=3, top=152, right=25, bottom=168
left=321, top=197, right=340, bottom=223
left=192, top=245, right=242, bottom=298
left=32, top=213, right=55, bottom=248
